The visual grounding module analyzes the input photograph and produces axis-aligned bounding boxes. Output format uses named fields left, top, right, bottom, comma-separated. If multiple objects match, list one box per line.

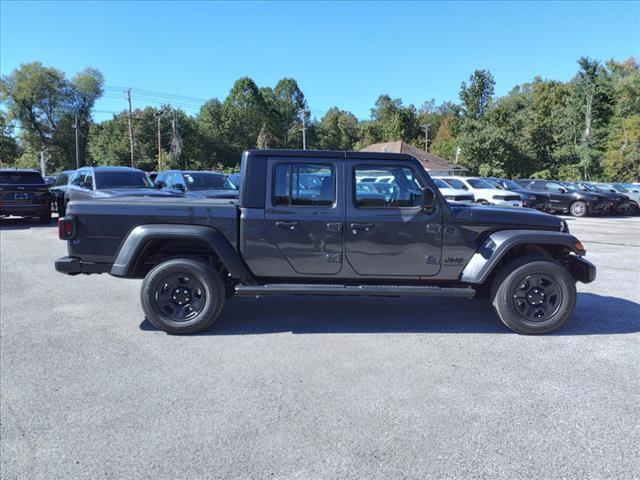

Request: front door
left=345, top=161, right=443, bottom=277
left=264, top=157, right=343, bottom=275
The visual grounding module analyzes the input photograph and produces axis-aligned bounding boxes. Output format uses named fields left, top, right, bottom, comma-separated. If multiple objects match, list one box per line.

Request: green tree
left=317, top=107, right=359, bottom=150
left=459, top=69, right=495, bottom=119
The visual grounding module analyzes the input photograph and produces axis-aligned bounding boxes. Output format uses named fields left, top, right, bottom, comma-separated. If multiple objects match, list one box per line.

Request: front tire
left=490, top=257, right=576, bottom=334
left=570, top=201, right=588, bottom=217
left=141, top=258, right=225, bottom=334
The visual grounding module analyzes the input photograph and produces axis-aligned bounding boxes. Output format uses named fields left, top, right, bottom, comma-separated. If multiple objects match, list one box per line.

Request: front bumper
left=55, top=256, right=111, bottom=275
left=588, top=201, right=609, bottom=214
left=567, top=256, right=596, bottom=284
left=492, top=199, right=523, bottom=207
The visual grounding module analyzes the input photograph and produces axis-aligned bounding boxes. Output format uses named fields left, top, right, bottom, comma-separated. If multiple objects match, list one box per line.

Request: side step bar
left=235, top=283, right=476, bottom=299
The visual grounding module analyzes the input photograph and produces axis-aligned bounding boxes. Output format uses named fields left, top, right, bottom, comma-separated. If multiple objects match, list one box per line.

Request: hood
left=185, top=189, right=239, bottom=199
left=474, top=188, right=516, bottom=197
left=95, top=188, right=181, bottom=198
left=451, top=204, right=562, bottom=230
left=439, top=187, right=474, bottom=197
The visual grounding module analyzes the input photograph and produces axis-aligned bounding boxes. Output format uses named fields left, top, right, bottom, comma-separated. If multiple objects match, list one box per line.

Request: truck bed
left=66, top=197, right=239, bottom=264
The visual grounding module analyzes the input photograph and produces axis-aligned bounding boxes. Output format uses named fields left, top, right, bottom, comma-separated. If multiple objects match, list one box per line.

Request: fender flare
left=460, top=230, right=585, bottom=284
left=110, top=224, right=252, bottom=282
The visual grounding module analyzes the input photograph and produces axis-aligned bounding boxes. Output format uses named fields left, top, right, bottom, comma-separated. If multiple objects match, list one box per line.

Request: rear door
left=345, top=160, right=443, bottom=277
left=264, top=157, right=343, bottom=275
left=543, top=181, right=570, bottom=210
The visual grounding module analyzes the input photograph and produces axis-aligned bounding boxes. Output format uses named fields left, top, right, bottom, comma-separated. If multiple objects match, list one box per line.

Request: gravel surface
left=1, top=215, right=639, bottom=479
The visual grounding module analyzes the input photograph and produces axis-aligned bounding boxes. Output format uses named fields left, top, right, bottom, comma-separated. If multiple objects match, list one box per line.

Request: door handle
left=275, top=221, right=299, bottom=230
left=350, top=222, right=376, bottom=232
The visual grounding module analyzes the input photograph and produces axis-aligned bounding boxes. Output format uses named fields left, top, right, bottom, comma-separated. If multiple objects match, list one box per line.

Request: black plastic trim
left=235, top=283, right=476, bottom=298
left=460, top=230, right=587, bottom=284
left=110, top=224, right=253, bottom=281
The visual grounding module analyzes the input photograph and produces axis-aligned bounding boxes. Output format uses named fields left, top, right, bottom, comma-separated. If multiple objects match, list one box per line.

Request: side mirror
left=558, top=187, right=567, bottom=193
left=421, top=187, right=436, bottom=212
left=155, top=181, right=166, bottom=189
left=172, top=183, right=185, bottom=191
left=81, top=181, right=92, bottom=190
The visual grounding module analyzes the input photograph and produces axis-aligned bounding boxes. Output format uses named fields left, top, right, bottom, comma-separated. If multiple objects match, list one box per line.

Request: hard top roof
left=245, top=149, right=417, bottom=162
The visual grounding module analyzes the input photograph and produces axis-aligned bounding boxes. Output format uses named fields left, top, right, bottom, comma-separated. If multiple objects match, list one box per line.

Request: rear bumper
left=55, top=256, right=111, bottom=275
left=522, top=200, right=547, bottom=210
left=567, top=256, right=596, bottom=284
left=0, top=204, right=50, bottom=216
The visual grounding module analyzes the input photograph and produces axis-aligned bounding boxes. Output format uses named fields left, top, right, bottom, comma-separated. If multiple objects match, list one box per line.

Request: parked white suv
left=433, top=177, right=475, bottom=205
left=441, top=176, right=523, bottom=207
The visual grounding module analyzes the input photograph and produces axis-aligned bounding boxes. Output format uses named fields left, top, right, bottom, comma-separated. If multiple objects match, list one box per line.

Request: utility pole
left=73, top=114, right=80, bottom=169
left=299, top=109, right=307, bottom=150
left=455, top=146, right=461, bottom=163
left=155, top=108, right=166, bottom=171
left=124, top=88, right=135, bottom=167
left=422, top=124, right=430, bottom=152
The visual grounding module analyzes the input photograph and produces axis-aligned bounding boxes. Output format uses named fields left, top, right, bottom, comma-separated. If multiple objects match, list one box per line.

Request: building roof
left=360, top=141, right=465, bottom=172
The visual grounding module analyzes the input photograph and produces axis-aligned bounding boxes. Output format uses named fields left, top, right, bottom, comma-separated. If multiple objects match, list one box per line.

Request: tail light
left=58, top=216, right=76, bottom=240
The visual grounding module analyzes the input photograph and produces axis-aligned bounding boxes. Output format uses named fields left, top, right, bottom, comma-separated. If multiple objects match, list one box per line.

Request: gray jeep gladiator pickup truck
left=55, top=149, right=596, bottom=335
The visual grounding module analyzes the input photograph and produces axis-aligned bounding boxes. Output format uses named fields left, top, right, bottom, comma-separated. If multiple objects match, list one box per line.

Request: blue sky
left=1, top=1, right=639, bottom=122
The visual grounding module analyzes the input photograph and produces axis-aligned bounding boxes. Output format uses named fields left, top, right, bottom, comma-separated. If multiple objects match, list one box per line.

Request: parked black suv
left=516, top=179, right=609, bottom=217
left=0, top=169, right=52, bottom=223
left=155, top=170, right=238, bottom=199
left=486, top=178, right=549, bottom=210
left=64, top=166, right=176, bottom=207
left=56, top=149, right=595, bottom=336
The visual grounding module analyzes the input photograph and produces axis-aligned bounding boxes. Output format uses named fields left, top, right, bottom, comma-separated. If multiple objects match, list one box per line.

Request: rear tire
left=141, top=258, right=225, bottom=334
left=570, top=201, right=588, bottom=217
left=490, top=256, right=576, bottom=334
left=39, top=213, right=52, bottom=224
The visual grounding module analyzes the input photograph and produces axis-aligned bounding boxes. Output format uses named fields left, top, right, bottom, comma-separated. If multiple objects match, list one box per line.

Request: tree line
left=1, top=57, right=638, bottom=181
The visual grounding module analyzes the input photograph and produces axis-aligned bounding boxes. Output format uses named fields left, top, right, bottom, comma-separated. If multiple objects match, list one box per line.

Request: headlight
left=443, top=195, right=454, bottom=200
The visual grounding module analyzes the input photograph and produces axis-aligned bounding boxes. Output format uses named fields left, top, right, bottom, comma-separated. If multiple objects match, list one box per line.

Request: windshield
left=501, top=179, right=521, bottom=190
left=592, top=184, right=614, bottom=193
left=484, top=179, right=503, bottom=189
left=184, top=172, right=236, bottom=190
left=0, top=172, right=45, bottom=185
left=442, top=178, right=468, bottom=190
left=561, top=183, right=580, bottom=192
left=433, top=178, right=450, bottom=189
left=467, top=178, right=494, bottom=189
left=95, top=171, right=152, bottom=189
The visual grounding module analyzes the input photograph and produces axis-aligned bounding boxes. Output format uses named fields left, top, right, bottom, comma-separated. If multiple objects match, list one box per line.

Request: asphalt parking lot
left=1, top=214, right=639, bottom=479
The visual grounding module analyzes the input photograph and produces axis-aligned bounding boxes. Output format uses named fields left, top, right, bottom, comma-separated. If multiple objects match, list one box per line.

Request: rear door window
left=273, top=163, right=335, bottom=207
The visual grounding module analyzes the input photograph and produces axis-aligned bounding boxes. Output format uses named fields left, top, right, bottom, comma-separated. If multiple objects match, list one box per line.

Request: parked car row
left=431, top=176, right=640, bottom=217
left=2, top=164, right=639, bottom=224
